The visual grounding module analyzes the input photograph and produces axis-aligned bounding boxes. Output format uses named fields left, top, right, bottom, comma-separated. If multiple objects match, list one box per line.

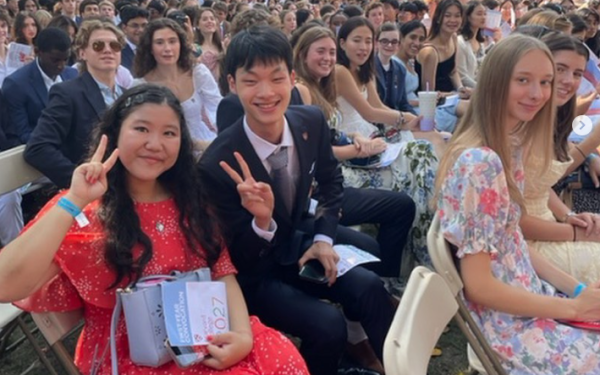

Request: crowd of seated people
left=3, top=0, right=600, bottom=374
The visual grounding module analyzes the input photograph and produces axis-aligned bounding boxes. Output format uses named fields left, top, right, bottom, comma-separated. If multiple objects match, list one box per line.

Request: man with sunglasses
left=25, top=20, right=126, bottom=189
left=119, top=6, right=149, bottom=72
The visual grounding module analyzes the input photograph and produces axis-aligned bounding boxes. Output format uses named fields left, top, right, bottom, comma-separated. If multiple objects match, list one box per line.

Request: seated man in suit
left=25, top=19, right=125, bottom=188
left=199, top=26, right=397, bottom=375
left=119, top=6, right=148, bottom=73
left=3, top=27, right=78, bottom=144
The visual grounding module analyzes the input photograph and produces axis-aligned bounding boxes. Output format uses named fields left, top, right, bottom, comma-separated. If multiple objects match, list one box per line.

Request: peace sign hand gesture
left=66, top=135, right=119, bottom=209
left=220, top=152, right=275, bottom=230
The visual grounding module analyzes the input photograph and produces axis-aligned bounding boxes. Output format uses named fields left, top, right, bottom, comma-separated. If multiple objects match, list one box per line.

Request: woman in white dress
left=132, top=18, right=222, bottom=146
left=520, top=32, right=600, bottom=284
left=334, top=17, right=446, bottom=264
left=456, top=1, right=486, bottom=89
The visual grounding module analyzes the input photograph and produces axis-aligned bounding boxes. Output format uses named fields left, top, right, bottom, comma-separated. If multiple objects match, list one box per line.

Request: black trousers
left=242, top=263, right=395, bottom=375
left=338, top=187, right=415, bottom=277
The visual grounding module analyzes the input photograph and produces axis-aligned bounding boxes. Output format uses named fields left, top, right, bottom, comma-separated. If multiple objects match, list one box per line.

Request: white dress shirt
left=243, top=118, right=333, bottom=245
left=36, top=58, right=62, bottom=92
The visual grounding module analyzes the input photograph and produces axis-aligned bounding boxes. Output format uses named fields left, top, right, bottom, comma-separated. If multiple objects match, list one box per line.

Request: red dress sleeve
left=13, top=192, right=114, bottom=312
left=210, top=247, right=237, bottom=280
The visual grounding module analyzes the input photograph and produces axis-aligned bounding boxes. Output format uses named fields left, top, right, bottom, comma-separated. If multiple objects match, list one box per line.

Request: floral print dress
left=438, top=147, right=600, bottom=374
left=335, top=92, right=438, bottom=266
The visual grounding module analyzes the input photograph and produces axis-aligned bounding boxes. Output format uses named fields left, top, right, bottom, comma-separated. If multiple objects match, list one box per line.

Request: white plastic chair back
left=0, top=145, right=42, bottom=194
left=426, top=213, right=507, bottom=375
left=383, top=266, right=458, bottom=375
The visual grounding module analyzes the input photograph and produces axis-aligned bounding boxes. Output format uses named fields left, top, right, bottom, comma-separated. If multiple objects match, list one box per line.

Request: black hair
left=90, top=84, right=224, bottom=288
left=461, top=1, right=485, bottom=42
left=429, top=0, right=464, bottom=40
left=567, top=13, right=587, bottom=35
left=541, top=3, right=564, bottom=14
left=35, top=27, right=71, bottom=52
left=79, top=0, right=98, bottom=14
left=320, top=3, right=335, bottom=17
left=412, top=0, right=429, bottom=13
left=47, top=15, right=78, bottom=38
left=147, top=0, right=166, bottom=14
left=482, top=0, right=499, bottom=10
left=400, top=19, right=427, bottom=36
left=542, top=33, right=590, bottom=162
left=337, top=17, right=375, bottom=85
left=18, top=0, right=39, bottom=11
left=381, top=0, right=400, bottom=10
left=296, top=8, right=312, bottom=28
left=119, top=5, right=149, bottom=25
left=225, top=25, right=292, bottom=78
left=343, top=5, right=364, bottom=18
left=115, top=0, right=136, bottom=13
left=14, top=12, right=40, bottom=45
left=399, top=2, right=418, bottom=14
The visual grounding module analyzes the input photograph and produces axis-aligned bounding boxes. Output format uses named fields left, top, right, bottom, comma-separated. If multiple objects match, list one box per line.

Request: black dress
left=414, top=44, right=456, bottom=93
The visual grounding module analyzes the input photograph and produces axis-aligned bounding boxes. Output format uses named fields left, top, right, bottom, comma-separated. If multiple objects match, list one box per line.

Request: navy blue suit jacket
left=2, top=62, right=78, bottom=144
left=24, top=71, right=108, bottom=188
left=199, top=106, right=343, bottom=284
left=121, top=44, right=135, bottom=73
left=375, top=56, right=416, bottom=115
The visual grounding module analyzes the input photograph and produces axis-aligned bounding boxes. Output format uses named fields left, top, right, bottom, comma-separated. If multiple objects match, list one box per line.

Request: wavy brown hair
left=294, top=27, right=337, bottom=119
left=134, top=18, right=194, bottom=78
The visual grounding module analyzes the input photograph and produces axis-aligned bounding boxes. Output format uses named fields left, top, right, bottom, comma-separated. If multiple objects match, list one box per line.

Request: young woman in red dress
left=0, top=84, right=309, bottom=375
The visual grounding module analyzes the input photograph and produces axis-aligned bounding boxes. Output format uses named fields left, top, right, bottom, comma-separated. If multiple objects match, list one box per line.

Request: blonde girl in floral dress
left=436, top=34, right=600, bottom=374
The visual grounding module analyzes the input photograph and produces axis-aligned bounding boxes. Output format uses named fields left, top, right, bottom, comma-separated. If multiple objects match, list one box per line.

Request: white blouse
left=456, top=35, right=485, bottom=89
left=132, top=64, right=222, bottom=142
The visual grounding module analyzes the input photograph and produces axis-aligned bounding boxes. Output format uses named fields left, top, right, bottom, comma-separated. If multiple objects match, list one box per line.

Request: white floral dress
left=439, top=147, right=600, bottom=374
left=335, top=92, right=438, bottom=265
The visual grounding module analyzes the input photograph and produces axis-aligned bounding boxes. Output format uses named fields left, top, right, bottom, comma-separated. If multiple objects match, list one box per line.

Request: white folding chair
left=383, top=266, right=458, bottom=375
left=0, top=146, right=83, bottom=375
left=427, top=213, right=507, bottom=375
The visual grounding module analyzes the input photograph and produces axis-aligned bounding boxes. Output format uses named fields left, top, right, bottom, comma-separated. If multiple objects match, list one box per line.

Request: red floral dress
left=14, top=193, right=309, bottom=375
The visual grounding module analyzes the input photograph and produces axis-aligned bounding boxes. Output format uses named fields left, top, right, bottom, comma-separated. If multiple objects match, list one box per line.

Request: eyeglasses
left=378, top=38, right=399, bottom=46
left=91, top=40, right=123, bottom=53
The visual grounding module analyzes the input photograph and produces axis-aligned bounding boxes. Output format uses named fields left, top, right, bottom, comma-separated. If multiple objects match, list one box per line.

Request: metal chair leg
left=16, top=315, right=59, bottom=375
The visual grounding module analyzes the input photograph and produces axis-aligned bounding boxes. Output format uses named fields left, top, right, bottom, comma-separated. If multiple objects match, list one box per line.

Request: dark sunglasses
left=91, top=40, right=123, bottom=53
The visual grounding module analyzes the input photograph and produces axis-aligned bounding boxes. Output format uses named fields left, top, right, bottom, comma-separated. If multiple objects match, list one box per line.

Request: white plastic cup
left=418, top=91, right=437, bottom=131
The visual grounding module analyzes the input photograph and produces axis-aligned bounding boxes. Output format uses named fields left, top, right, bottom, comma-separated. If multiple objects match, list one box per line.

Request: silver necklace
left=156, top=221, right=165, bottom=233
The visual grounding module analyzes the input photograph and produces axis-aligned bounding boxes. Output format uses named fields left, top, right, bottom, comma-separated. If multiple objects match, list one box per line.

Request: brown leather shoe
left=345, top=340, right=386, bottom=375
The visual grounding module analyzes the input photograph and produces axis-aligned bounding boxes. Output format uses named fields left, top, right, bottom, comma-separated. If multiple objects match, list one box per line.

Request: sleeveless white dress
left=335, top=89, right=439, bottom=265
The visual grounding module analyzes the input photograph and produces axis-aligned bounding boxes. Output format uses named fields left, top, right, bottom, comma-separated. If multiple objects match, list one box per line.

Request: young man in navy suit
left=119, top=6, right=148, bottom=72
left=2, top=27, right=78, bottom=144
left=199, top=26, right=397, bottom=375
left=25, top=20, right=125, bottom=188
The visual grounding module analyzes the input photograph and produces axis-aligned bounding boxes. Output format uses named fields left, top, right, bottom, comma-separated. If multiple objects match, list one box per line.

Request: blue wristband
left=57, top=197, right=89, bottom=227
left=573, top=283, right=587, bottom=298
left=58, top=197, right=82, bottom=217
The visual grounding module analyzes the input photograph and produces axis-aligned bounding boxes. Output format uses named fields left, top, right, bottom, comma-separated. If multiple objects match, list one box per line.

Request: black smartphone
left=299, top=259, right=328, bottom=284
left=165, top=339, right=207, bottom=369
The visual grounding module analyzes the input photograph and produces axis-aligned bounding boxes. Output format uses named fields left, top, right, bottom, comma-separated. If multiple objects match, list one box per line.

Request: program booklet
left=162, top=281, right=229, bottom=347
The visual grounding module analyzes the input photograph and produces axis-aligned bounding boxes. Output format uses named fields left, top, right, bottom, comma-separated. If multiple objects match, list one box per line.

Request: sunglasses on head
left=91, top=40, right=122, bottom=53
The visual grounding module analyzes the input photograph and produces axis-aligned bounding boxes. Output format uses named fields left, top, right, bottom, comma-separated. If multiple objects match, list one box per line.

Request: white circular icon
left=572, top=115, right=593, bottom=137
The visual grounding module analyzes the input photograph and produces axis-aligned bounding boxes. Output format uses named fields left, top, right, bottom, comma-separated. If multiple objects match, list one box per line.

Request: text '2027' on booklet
left=162, top=281, right=229, bottom=347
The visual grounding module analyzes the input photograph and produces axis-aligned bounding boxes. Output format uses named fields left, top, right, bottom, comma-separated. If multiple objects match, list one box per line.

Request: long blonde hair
left=434, top=34, right=555, bottom=210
